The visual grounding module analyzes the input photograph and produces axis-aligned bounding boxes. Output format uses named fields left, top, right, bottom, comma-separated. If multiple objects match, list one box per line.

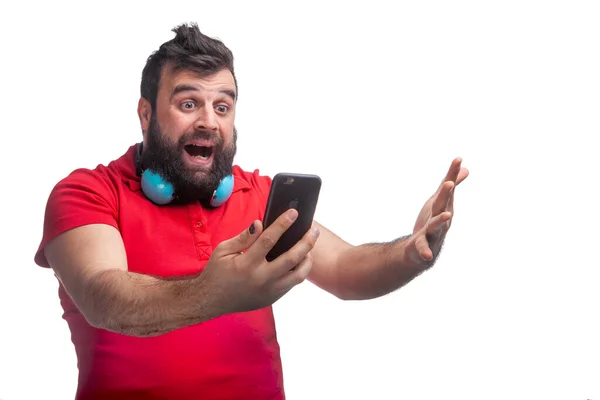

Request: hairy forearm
left=334, top=236, right=431, bottom=300
left=81, top=269, right=217, bottom=337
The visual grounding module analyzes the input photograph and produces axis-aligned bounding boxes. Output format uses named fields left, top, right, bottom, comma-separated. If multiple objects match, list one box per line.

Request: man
left=35, top=23, right=468, bottom=400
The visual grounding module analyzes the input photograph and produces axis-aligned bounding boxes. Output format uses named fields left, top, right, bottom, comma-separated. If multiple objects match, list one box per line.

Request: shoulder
left=232, top=165, right=272, bottom=197
left=46, top=144, right=137, bottom=210
left=51, top=165, right=118, bottom=204
left=46, top=151, right=132, bottom=214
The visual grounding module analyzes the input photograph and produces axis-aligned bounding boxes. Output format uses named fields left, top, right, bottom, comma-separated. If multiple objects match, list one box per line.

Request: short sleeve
left=34, top=168, right=120, bottom=268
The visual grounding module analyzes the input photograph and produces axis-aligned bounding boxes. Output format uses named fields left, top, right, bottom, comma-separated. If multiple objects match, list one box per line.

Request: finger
left=448, top=181, right=457, bottom=212
left=273, top=252, right=314, bottom=296
left=448, top=167, right=469, bottom=211
left=214, top=220, right=264, bottom=256
left=414, top=234, right=433, bottom=261
left=245, top=209, right=299, bottom=261
left=456, top=167, right=469, bottom=185
left=426, top=211, right=452, bottom=235
left=269, top=225, right=320, bottom=278
left=439, top=157, right=462, bottom=188
left=432, top=181, right=454, bottom=216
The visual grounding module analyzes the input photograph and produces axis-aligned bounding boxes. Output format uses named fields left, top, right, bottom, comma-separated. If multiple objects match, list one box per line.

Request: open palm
left=408, top=158, right=469, bottom=264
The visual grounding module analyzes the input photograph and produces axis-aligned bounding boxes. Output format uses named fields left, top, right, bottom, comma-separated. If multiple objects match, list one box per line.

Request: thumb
left=215, top=220, right=264, bottom=256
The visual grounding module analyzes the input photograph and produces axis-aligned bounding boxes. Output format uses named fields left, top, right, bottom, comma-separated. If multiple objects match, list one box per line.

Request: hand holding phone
left=203, top=207, right=320, bottom=316
left=262, top=173, right=322, bottom=262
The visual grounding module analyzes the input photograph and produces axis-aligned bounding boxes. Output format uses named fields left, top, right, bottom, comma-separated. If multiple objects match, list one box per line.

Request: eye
left=181, top=101, right=196, bottom=110
left=215, top=105, right=229, bottom=114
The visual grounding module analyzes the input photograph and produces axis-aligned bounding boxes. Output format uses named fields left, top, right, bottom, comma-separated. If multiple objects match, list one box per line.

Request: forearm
left=334, top=236, right=430, bottom=300
left=81, top=269, right=218, bottom=337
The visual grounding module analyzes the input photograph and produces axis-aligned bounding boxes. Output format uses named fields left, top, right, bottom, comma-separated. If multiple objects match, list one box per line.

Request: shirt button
left=195, top=221, right=203, bottom=228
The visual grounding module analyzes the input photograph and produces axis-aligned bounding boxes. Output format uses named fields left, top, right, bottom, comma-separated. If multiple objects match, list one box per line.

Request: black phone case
left=262, top=173, right=322, bottom=262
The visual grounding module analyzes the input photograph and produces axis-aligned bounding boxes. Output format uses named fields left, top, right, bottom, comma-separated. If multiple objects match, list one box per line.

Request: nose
left=195, top=107, right=218, bottom=132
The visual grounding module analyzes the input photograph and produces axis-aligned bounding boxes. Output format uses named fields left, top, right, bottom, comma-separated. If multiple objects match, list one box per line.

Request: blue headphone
left=135, top=142, right=234, bottom=207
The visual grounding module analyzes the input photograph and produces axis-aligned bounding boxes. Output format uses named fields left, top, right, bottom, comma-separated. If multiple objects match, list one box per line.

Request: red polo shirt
left=34, top=144, right=285, bottom=400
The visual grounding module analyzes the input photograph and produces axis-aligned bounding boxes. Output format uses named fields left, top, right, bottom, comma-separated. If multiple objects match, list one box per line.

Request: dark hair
left=141, top=22, right=237, bottom=111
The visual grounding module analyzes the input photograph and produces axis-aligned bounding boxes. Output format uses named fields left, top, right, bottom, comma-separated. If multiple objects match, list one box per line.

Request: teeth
left=186, top=143, right=212, bottom=160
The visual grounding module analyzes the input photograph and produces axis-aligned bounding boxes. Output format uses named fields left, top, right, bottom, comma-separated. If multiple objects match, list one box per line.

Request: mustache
left=178, top=130, right=224, bottom=147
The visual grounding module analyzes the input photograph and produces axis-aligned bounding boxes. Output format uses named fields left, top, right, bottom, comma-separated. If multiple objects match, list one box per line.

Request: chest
left=118, top=189, right=265, bottom=277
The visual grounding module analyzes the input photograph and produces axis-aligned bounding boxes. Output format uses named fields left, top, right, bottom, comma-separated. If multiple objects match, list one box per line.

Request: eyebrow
left=170, top=84, right=236, bottom=102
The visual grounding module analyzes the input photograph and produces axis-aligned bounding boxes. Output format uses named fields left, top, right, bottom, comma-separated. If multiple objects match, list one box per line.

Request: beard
left=140, top=115, right=237, bottom=207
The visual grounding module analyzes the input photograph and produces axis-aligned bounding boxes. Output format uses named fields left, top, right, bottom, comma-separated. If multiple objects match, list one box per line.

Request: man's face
left=140, top=66, right=237, bottom=206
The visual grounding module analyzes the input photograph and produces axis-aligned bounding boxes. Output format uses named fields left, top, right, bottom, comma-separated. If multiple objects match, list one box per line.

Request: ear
left=137, top=97, right=152, bottom=134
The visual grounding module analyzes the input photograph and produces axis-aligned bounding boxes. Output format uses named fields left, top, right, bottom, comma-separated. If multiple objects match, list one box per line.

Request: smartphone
left=262, top=173, right=322, bottom=262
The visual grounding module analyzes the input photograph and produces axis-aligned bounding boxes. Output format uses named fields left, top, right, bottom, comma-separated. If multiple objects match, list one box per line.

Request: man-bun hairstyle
left=141, top=22, right=237, bottom=110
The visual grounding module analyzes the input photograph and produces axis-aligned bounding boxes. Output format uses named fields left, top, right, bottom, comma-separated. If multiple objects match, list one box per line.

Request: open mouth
left=184, top=144, right=214, bottom=161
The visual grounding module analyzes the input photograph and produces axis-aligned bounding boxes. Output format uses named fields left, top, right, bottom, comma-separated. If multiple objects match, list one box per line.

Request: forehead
left=158, top=65, right=236, bottom=97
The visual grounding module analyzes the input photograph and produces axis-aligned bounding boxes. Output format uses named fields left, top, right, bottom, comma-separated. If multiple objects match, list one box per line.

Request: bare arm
left=307, top=158, right=469, bottom=300
left=308, top=222, right=421, bottom=300
left=45, top=212, right=320, bottom=337
left=45, top=223, right=219, bottom=337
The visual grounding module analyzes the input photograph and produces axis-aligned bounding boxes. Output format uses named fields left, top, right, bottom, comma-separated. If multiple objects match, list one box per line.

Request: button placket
left=188, top=203, right=211, bottom=261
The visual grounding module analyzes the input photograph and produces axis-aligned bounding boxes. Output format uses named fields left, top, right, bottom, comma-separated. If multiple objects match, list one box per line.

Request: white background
left=1, top=1, right=599, bottom=399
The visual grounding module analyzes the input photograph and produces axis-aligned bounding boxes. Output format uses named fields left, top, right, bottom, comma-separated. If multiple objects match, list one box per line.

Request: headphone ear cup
left=210, top=174, right=235, bottom=207
left=141, top=169, right=175, bottom=205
